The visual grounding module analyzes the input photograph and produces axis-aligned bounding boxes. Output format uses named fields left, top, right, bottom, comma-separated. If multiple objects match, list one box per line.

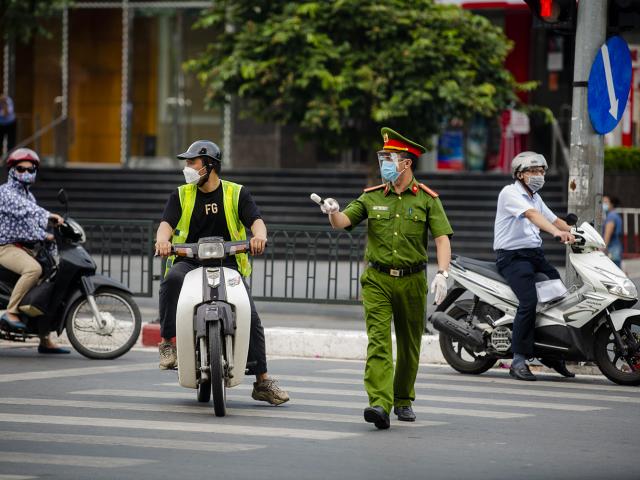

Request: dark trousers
left=0, top=121, right=16, bottom=151
left=496, top=248, right=560, bottom=357
left=159, top=260, right=267, bottom=375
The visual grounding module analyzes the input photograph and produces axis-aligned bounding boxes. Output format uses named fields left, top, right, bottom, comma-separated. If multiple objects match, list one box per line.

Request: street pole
left=566, top=0, right=608, bottom=286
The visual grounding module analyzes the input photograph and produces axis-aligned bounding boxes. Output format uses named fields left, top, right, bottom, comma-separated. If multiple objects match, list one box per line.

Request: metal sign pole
left=566, top=0, right=608, bottom=286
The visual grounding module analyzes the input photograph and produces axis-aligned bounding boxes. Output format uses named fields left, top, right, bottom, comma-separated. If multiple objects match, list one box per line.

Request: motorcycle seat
left=452, top=255, right=550, bottom=285
left=452, top=255, right=507, bottom=283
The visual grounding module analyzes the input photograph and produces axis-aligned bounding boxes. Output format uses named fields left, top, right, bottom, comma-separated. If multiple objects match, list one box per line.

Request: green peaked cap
left=380, top=127, right=426, bottom=156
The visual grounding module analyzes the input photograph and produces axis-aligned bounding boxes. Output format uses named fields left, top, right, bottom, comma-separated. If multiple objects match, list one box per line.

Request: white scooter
left=173, top=237, right=252, bottom=416
left=431, top=218, right=640, bottom=386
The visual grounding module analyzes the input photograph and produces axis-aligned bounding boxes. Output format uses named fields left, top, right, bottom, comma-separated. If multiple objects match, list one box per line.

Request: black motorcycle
left=0, top=189, right=141, bottom=359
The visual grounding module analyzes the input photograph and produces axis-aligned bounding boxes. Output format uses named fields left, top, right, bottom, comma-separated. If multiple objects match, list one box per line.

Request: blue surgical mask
left=9, top=168, right=37, bottom=185
left=380, top=161, right=400, bottom=183
left=526, top=175, right=545, bottom=193
left=602, top=202, right=610, bottom=214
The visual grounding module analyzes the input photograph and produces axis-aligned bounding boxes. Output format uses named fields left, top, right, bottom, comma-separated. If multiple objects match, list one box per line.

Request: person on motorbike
left=494, top=151, right=575, bottom=381
left=155, top=140, right=289, bottom=406
left=0, top=148, right=69, bottom=353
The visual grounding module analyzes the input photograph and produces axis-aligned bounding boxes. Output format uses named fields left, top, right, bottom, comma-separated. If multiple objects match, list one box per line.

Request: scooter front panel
left=223, top=267, right=251, bottom=388
left=176, top=267, right=204, bottom=388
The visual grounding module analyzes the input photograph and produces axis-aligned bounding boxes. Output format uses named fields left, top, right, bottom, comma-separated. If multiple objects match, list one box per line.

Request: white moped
left=172, top=237, right=252, bottom=416
left=431, top=219, right=640, bottom=386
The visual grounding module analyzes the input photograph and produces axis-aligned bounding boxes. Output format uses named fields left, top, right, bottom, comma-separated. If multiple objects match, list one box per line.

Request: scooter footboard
left=176, top=268, right=203, bottom=389
left=223, top=268, right=250, bottom=388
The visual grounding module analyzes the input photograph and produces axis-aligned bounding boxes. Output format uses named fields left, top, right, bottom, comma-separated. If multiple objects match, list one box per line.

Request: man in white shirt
left=494, top=152, right=575, bottom=381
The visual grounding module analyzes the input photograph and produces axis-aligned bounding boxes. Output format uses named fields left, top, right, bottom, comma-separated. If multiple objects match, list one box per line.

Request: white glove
left=320, top=198, right=340, bottom=215
left=430, top=273, right=448, bottom=305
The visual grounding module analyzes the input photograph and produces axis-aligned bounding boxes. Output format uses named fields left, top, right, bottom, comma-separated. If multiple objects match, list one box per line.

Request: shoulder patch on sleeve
left=363, top=183, right=386, bottom=193
left=419, top=183, right=439, bottom=198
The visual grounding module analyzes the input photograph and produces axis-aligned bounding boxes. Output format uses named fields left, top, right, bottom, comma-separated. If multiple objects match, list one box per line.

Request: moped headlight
left=605, top=280, right=638, bottom=300
left=198, top=242, right=225, bottom=259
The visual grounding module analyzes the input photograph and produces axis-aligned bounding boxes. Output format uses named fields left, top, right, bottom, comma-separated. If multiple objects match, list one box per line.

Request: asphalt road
left=0, top=348, right=639, bottom=480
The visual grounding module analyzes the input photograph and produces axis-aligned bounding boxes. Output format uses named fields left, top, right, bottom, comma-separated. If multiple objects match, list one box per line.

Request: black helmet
left=177, top=140, right=222, bottom=163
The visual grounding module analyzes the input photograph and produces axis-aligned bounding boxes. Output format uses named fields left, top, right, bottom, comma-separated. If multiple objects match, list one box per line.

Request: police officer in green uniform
left=318, top=128, right=453, bottom=429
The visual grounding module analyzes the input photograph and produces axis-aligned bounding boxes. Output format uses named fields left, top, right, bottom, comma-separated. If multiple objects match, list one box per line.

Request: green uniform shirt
left=343, top=177, right=453, bottom=267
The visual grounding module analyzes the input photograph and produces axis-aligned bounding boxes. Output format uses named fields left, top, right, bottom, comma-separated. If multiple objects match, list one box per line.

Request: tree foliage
left=1, top=0, right=70, bottom=44
left=188, top=0, right=530, bottom=153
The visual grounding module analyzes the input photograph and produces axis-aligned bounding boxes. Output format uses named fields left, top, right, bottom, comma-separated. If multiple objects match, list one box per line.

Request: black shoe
left=0, top=313, right=26, bottom=331
left=364, top=406, right=390, bottom=430
left=540, top=358, right=575, bottom=378
left=37, top=345, right=71, bottom=354
left=393, top=406, right=416, bottom=422
left=509, top=363, right=537, bottom=381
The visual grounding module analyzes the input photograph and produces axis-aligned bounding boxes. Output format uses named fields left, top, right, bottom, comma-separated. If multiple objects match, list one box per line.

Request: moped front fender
left=57, top=274, right=132, bottom=335
left=609, top=308, right=640, bottom=332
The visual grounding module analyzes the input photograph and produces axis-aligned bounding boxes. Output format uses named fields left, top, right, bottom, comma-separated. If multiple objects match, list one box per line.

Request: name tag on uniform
left=372, top=206, right=389, bottom=211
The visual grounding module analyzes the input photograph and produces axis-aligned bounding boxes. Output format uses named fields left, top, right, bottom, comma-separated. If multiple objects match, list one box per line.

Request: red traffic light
left=540, top=0, right=553, bottom=18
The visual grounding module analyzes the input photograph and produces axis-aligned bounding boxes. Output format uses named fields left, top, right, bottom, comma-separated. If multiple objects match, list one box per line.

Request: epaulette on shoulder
left=363, top=183, right=386, bottom=193
left=419, top=183, right=439, bottom=198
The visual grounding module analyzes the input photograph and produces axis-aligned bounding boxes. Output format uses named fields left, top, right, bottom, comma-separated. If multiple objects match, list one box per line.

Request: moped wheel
left=208, top=322, right=226, bottom=416
left=66, top=288, right=141, bottom=359
left=594, top=318, right=640, bottom=386
left=196, top=339, right=211, bottom=403
left=439, top=306, right=497, bottom=375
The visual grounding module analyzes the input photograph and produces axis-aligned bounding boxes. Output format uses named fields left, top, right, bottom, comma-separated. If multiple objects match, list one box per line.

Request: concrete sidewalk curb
left=138, top=323, right=604, bottom=375
left=140, top=322, right=445, bottom=363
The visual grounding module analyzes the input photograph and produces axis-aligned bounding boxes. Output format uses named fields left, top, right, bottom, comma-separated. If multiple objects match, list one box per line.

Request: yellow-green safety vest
left=164, top=180, right=252, bottom=278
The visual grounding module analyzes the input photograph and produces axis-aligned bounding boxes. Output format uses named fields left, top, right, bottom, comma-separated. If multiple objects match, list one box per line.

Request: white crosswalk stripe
left=321, top=368, right=639, bottom=394
left=73, top=389, right=532, bottom=419
left=3, top=358, right=636, bottom=475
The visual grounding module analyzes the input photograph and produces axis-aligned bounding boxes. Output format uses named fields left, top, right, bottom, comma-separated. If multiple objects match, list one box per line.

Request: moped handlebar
left=171, top=238, right=253, bottom=259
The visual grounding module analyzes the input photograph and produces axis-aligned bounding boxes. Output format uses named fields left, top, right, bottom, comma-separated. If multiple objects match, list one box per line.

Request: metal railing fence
left=78, top=220, right=370, bottom=303
left=620, top=208, right=640, bottom=258
left=80, top=219, right=155, bottom=297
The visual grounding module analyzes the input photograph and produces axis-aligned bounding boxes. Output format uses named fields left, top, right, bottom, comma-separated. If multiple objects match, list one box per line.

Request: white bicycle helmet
left=510, top=151, right=548, bottom=179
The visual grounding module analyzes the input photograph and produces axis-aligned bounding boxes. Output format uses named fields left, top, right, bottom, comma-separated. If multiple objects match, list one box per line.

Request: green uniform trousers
left=360, top=267, right=426, bottom=414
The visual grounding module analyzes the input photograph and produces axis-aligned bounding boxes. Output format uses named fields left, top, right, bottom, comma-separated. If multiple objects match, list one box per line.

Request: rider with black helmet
left=154, top=140, right=289, bottom=405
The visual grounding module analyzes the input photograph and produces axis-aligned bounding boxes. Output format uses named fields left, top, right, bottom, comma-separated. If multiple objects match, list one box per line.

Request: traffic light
left=524, top=0, right=577, bottom=32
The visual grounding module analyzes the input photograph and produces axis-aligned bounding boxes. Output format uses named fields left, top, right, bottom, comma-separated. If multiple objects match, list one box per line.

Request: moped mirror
left=56, top=188, right=69, bottom=217
left=564, top=213, right=578, bottom=226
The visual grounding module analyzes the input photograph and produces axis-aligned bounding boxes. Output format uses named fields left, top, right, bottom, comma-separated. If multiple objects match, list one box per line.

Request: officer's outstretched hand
left=430, top=273, right=448, bottom=305
left=320, top=198, right=340, bottom=215
left=250, top=235, right=267, bottom=256
left=155, top=240, right=172, bottom=257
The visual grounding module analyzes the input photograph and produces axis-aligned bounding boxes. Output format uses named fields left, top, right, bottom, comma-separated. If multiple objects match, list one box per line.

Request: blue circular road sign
left=588, top=36, right=632, bottom=135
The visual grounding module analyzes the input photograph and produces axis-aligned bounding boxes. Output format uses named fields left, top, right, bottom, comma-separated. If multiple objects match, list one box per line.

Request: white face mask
left=182, top=166, right=205, bottom=185
left=525, top=174, right=545, bottom=193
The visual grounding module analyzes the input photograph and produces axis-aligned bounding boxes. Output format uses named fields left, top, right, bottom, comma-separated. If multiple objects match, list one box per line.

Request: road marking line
left=0, top=397, right=440, bottom=428
left=0, top=363, right=157, bottom=383
left=0, top=430, right=265, bottom=453
left=321, top=368, right=635, bottom=393
left=156, top=381, right=601, bottom=412
left=0, top=452, right=152, bottom=468
left=72, top=390, right=530, bottom=419
left=0, top=413, right=358, bottom=441
left=231, top=383, right=607, bottom=411
left=0, top=476, right=37, bottom=480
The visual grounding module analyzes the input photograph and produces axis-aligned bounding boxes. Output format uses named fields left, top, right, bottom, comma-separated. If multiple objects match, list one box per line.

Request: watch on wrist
left=437, top=270, right=449, bottom=279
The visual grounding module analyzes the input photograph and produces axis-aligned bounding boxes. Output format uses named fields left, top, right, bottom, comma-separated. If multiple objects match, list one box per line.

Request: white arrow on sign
left=601, top=44, right=619, bottom=119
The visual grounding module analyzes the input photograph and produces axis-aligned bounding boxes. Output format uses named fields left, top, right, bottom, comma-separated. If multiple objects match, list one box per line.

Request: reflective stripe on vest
left=164, top=180, right=251, bottom=278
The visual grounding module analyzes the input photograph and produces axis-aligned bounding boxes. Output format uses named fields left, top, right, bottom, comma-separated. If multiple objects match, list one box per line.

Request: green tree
left=188, top=0, right=529, bottom=154
left=1, top=0, right=70, bottom=44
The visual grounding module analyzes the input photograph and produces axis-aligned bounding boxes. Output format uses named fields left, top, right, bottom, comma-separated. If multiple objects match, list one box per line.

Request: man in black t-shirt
left=155, top=140, right=289, bottom=406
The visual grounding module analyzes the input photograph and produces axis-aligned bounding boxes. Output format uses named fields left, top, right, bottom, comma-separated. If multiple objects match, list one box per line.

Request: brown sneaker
left=251, top=378, right=290, bottom=405
left=158, top=341, right=177, bottom=370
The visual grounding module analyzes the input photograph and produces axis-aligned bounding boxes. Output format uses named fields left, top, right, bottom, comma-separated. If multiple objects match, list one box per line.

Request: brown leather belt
left=369, top=262, right=426, bottom=277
